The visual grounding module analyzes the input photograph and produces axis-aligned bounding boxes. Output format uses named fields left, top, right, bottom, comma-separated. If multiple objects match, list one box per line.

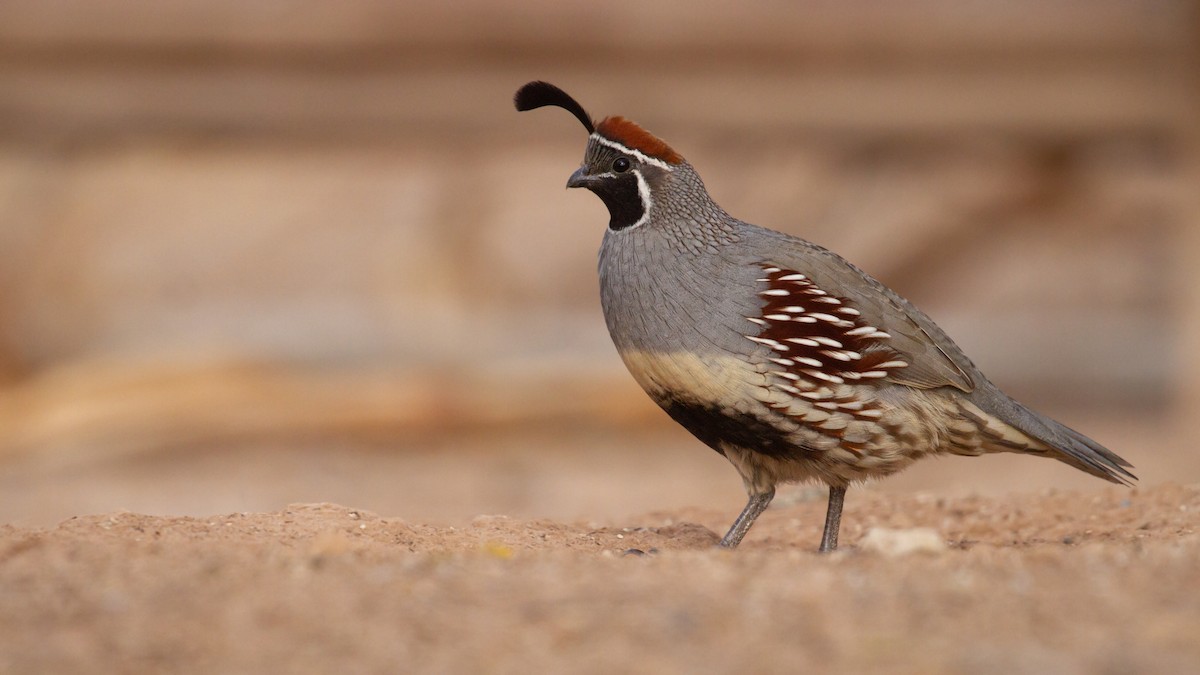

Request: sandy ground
left=2, top=481, right=1197, bottom=674
left=0, top=406, right=1196, bottom=674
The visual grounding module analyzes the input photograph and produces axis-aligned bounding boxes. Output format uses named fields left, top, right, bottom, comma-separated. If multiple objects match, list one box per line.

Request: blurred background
left=0, top=1, right=1196, bottom=527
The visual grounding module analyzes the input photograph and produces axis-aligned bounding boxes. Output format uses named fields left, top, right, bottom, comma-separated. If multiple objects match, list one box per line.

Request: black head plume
left=514, top=81, right=595, bottom=134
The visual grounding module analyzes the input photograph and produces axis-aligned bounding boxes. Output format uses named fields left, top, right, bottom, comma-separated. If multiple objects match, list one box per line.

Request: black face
left=567, top=144, right=660, bottom=232
left=584, top=159, right=643, bottom=231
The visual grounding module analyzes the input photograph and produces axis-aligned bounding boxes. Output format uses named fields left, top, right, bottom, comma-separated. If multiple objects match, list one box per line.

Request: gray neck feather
left=597, top=162, right=762, bottom=355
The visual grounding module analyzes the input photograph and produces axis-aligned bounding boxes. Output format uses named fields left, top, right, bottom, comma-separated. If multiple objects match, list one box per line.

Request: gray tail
left=970, top=384, right=1137, bottom=486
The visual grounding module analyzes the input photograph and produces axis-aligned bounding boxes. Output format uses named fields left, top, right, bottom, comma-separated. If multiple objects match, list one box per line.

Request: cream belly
left=616, top=348, right=771, bottom=411
left=614, top=347, right=1037, bottom=491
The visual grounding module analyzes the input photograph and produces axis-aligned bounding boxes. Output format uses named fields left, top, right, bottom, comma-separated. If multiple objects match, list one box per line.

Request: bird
left=513, top=80, right=1136, bottom=552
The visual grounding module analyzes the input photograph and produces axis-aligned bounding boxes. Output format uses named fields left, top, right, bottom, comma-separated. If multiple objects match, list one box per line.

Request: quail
left=514, top=81, right=1136, bottom=552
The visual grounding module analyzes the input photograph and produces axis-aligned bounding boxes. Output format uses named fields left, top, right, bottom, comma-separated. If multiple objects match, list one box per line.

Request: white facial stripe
left=627, top=169, right=652, bottom=230
left=590, top=134, right=676, bottom=172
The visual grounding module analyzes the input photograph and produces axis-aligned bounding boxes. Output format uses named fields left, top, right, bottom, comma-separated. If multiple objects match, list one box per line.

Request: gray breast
left=598, top=225, right=762, bottom=356
left=597, top=224, right=774, bottom=415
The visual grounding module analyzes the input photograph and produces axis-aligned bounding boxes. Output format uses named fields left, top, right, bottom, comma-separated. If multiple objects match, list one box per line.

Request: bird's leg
left=718, top=488, right=775, bottom=549
left=818, top=485, right=848, bottom=553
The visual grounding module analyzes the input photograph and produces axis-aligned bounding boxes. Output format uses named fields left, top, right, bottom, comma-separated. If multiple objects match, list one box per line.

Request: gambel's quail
left=514, top=81, right=1135, bottom=552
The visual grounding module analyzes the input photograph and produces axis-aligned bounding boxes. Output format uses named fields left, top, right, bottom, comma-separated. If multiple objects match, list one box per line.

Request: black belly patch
left=658, top=397, right=819, bottom=461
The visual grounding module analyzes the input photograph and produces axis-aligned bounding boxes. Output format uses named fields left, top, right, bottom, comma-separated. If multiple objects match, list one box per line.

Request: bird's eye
left=612, top=157, right=631, bottom=173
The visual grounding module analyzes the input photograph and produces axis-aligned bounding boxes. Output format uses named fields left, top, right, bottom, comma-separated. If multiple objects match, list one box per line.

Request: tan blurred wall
left=0, top=1, right=1196, bottom=457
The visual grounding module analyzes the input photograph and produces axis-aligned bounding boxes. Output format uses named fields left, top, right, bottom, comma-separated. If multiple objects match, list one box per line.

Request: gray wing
left=744, top=227, right=1136, bottom=485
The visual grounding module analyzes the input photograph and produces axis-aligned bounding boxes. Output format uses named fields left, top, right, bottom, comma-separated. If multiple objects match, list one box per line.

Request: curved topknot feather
left=514, top=81, right=595, bottom=133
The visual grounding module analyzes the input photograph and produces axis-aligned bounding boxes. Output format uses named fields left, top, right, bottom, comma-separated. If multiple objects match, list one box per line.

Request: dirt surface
left=2, top=483, right=1197, bottom=674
